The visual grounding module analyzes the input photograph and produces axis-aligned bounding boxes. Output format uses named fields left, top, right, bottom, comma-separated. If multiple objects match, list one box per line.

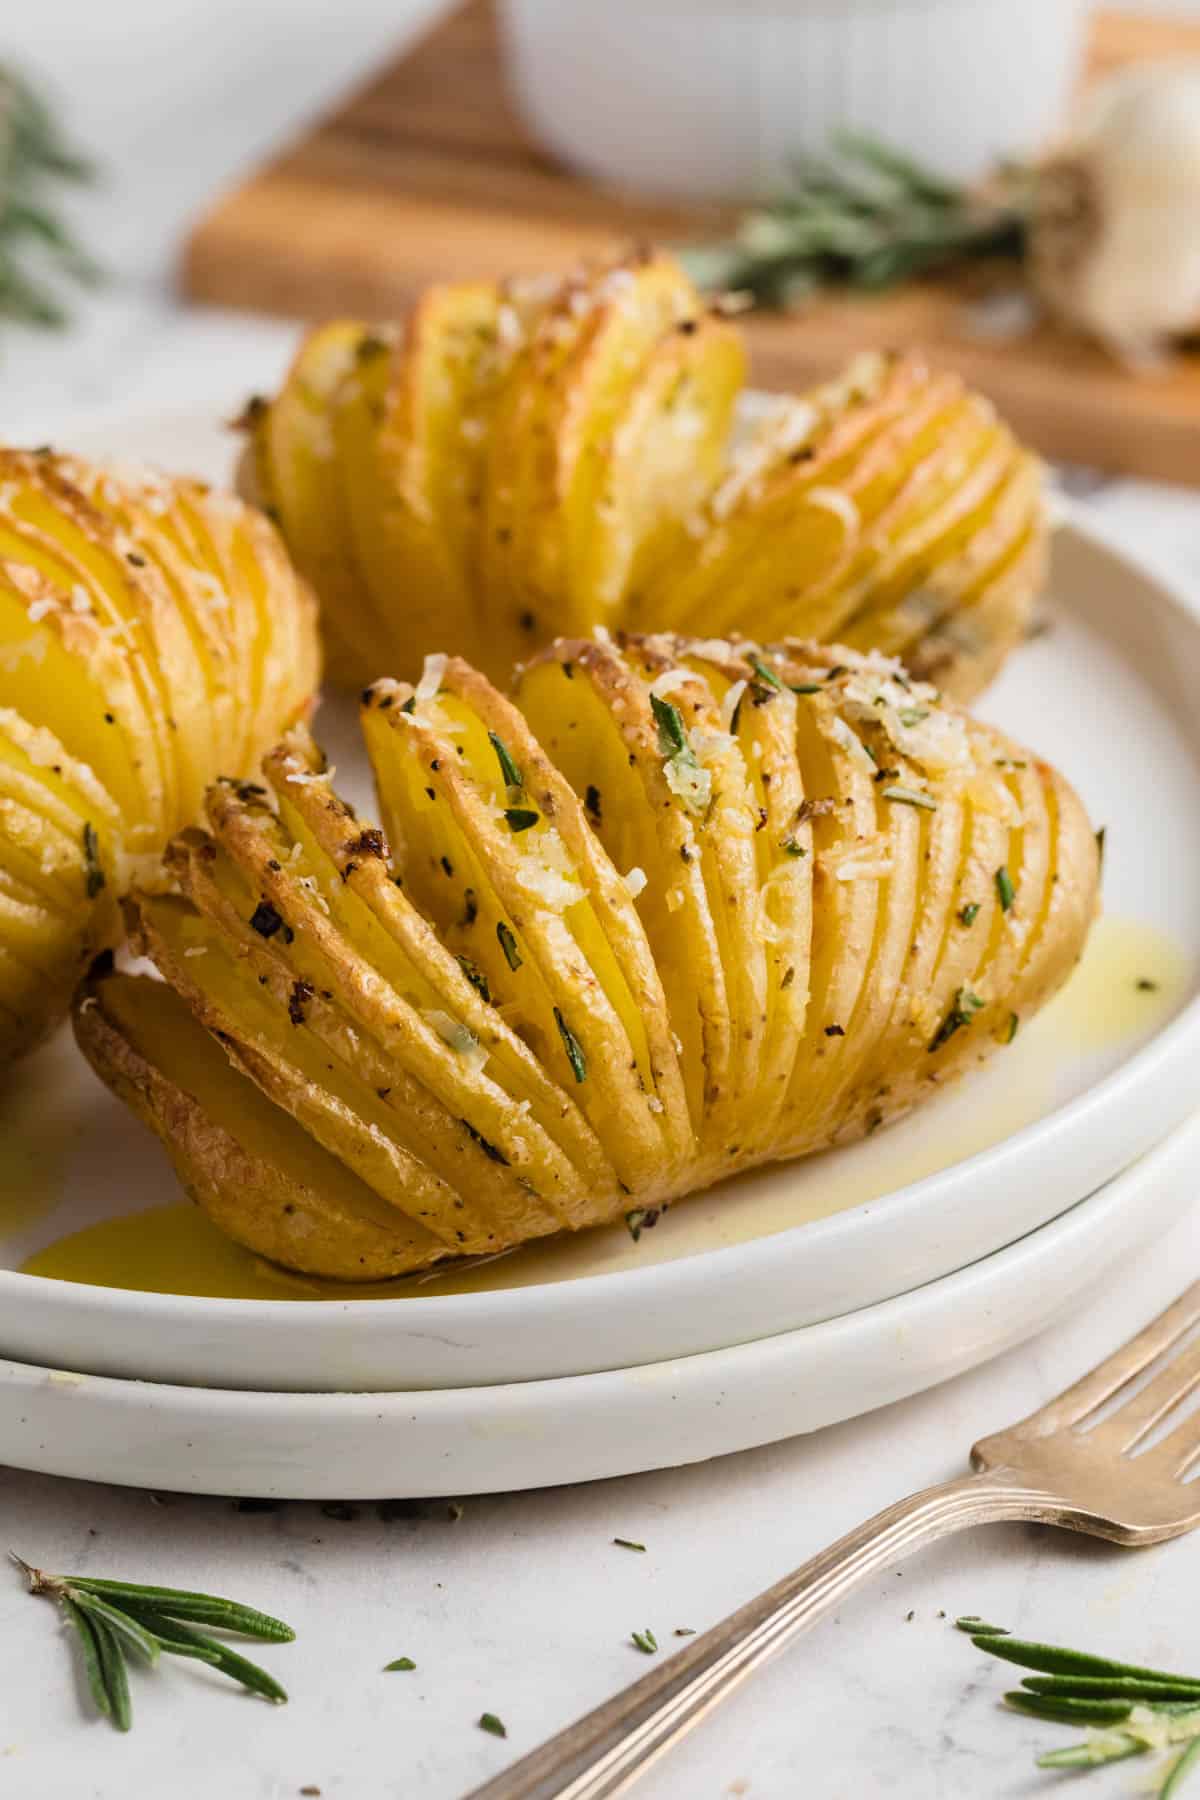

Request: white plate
left=2, top=1110, right=1196, bottom=1499
left=0, top=414, right=1197, bottom=1395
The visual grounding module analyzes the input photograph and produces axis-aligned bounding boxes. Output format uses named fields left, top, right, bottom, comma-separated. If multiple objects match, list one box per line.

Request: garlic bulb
left=1030, top=63, right=1200, bottom=363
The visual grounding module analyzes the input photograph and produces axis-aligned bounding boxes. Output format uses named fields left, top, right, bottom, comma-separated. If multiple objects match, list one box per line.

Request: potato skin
left=243, top=258, right=1045, bottom=700
left=0, top=447, right=321, bottom=1066
left=81, top=632, right=1099, bottom=1281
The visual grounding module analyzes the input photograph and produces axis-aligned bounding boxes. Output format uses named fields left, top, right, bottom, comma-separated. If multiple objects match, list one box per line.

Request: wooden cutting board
left=183, top=2, right=1200, bottom=485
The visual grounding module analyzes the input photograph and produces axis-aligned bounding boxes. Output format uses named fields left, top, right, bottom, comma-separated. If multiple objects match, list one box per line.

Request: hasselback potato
left=240, top=254, right=1046, bottom=702
left=76, top=632, right=1098, bottom=1280
left=0, top=448, right=320, bottom=1064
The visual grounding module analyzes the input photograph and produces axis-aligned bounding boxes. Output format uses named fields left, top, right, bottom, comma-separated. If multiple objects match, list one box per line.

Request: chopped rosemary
left=82, top=821, right=105, bottom=898
left=898, top=707, right=929, bottom=727
left=456, top=955, right=491, bottom=1004
left=384, top=1657, right=416, bottom=1672
left=624, top=1206, right=665, bottom=1243
left=11, top=1553, right=293, bottom=1731
left=746, top=652, right=783, bottom=692
left=613, top=1538, right=646, bottom=1553
left=650, top=691, right=689, bottom=759
left=1136, top=977, right=1159, bottom=993
left=929, top=987, right=984, bottom=1052
left=479, top=1712, right=507, bottom=1739
left=995, top=865, right=1015, bottom=912
left=632, top=1629, right=659, bottom=1655
left=1004, top=1011, right=1019, bottom=1043
left=554, top=1007, right=586, bottom=1082
left=881, top=784, right=937, bottom=812
left=496, top=920, right=522, bottom=970
left=958, top=902, right=980, bottom=927
left=585, top=783, right=602, bottom=821
left=504, top=807, right=539, bottom=833
left=782, top=837, right=807, bottom=858
left=488, top=731, right=523, bottom=792
left=789, top=683, right=822, bottom=696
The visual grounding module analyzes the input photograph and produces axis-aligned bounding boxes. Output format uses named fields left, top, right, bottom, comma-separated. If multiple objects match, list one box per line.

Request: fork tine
left=1016, top=1281, right=1200, bottom=1436
left=1089, top=1335, right=1200, bottom=1454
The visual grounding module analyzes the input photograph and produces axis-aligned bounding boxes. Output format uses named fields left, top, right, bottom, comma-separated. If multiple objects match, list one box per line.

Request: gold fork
left=469, top=1280, right=1200, bottom=1800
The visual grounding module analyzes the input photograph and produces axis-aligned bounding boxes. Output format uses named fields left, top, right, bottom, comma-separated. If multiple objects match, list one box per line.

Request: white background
left=3, top=4, right=1200, bottom=1797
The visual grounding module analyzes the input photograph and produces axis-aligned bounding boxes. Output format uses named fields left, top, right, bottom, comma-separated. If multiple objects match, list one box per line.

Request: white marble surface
left=3, top=5, right=1200, bottom=1797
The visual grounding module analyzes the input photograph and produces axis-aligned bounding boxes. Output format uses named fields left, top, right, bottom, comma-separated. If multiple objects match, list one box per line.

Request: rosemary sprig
left=12, top=1552, right=294, bottom=1730
left=0, top=67, right=100, bottom=328
left=959, top=1617, right=1200, bottom=1790
left=679, top=131, right=1028, bottom=310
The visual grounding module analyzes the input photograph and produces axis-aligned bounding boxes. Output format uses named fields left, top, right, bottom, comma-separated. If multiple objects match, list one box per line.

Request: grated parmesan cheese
left=623, top=866, right=648, bottom=898
left=414, top=652, right=447, bottom=706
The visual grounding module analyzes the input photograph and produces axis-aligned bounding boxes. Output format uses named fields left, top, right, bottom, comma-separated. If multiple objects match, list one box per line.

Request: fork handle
left=467, top=1466, right=1053, bottom=1800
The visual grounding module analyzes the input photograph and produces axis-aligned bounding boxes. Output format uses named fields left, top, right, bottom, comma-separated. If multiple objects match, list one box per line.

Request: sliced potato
left=74, top=971, right=448, bottom=1280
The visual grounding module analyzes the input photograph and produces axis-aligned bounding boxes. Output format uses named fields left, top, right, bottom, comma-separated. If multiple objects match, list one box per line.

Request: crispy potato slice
left=362, top=659, right=684, bottom=1198
left=74, top=972, right=448, bottom=1280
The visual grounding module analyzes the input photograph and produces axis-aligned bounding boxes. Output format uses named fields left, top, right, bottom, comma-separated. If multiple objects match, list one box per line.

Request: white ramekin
left=499, top=0, right=1093, bottom=201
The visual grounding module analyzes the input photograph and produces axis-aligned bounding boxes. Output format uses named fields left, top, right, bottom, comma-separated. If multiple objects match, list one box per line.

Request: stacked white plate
left=0, top=418, right=1197, bottom=1498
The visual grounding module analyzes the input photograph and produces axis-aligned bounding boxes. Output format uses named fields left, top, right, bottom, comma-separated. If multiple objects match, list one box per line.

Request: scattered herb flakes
left=554, top=1007, right=587, bottom=1082
left=747, top=652, right=783, bottom=693
left=613, top=1538, right=646, bottom=1553
left=384, top=1657, right=416, bottom=1672
left=585, top=783, right=603, bottom=821
left=1004, top=1011, right=1019, bottom=1044
left=632, top=1629, right=659, bottom=1655
left=625, top=1206, right=665, bottom=1243
left=881, top=784, right=937, bottom=813
left=456, top=955, right=491, bottom=1004
left=82, top=822, right=105, bottom=897
left=447, top=1502, right=464, bottom=1522
left=1095, top=825, right=1106, bottom=869
left=459, top=887, right=478, bottom=928
left=1136, top=977, right=1159, bottom=993
left=504, top=807, right=539, bottom=834
left=650, top=691, right=689, bottom=759
left=479, top=1712, right=507, bottom=1739
left=929, top=987, right=984, bottom=1053
left=898, top=707, right=929, bottom=727
left=496, top=920, right=522, bottom=970
left=995, top=865, right=1016, bottom=912
left=488, top=731, right=523, bottom=792
left=789, top=682, right=822, bottom=696
left=824, top=1024, right=845, bottom=1038
left=958, top=902, right=980, bottom=927
left=400, top=696, right=416, bottom=715
left=249, top=899, right=284, bottom=938
left=782, top=836, right=807, bottom=858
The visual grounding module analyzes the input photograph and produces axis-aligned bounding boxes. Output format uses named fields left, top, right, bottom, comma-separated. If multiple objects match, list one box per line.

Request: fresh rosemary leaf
left=71, top=1589, right=161, bottom=1664
left=632, top=1629, right=658, bottom=1655
left=90, top=1615, right=132, bottom=1733
left=61, top=1596, right=112, bottom=1721
left=613, top=1538, right=646, bottom=1553
left=479, top=1712, right=507, bottom=1738
left=1005, top=1690, right=1133, bottom=1725
left=954, top=1615, right=1008, bottom=1635
left=746, top=653, right=783, bottom=692
left=995, top=865, right=1015, bottom=912
left=973, top=1633, right=1200, bottom=1686
left=122, top=1609, right=288, bottom=1704
left=1024, top=1676, right=1200, bottom=1703
left=67, top=1576, right=295, bottom=1641
left=0, top=67, right=101, bottom=330
left=496, top=920, right=522, bottom=970
left=679, top=130, right=1027, bottom=311
left=385, top=1657, right=416, bottom=1672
